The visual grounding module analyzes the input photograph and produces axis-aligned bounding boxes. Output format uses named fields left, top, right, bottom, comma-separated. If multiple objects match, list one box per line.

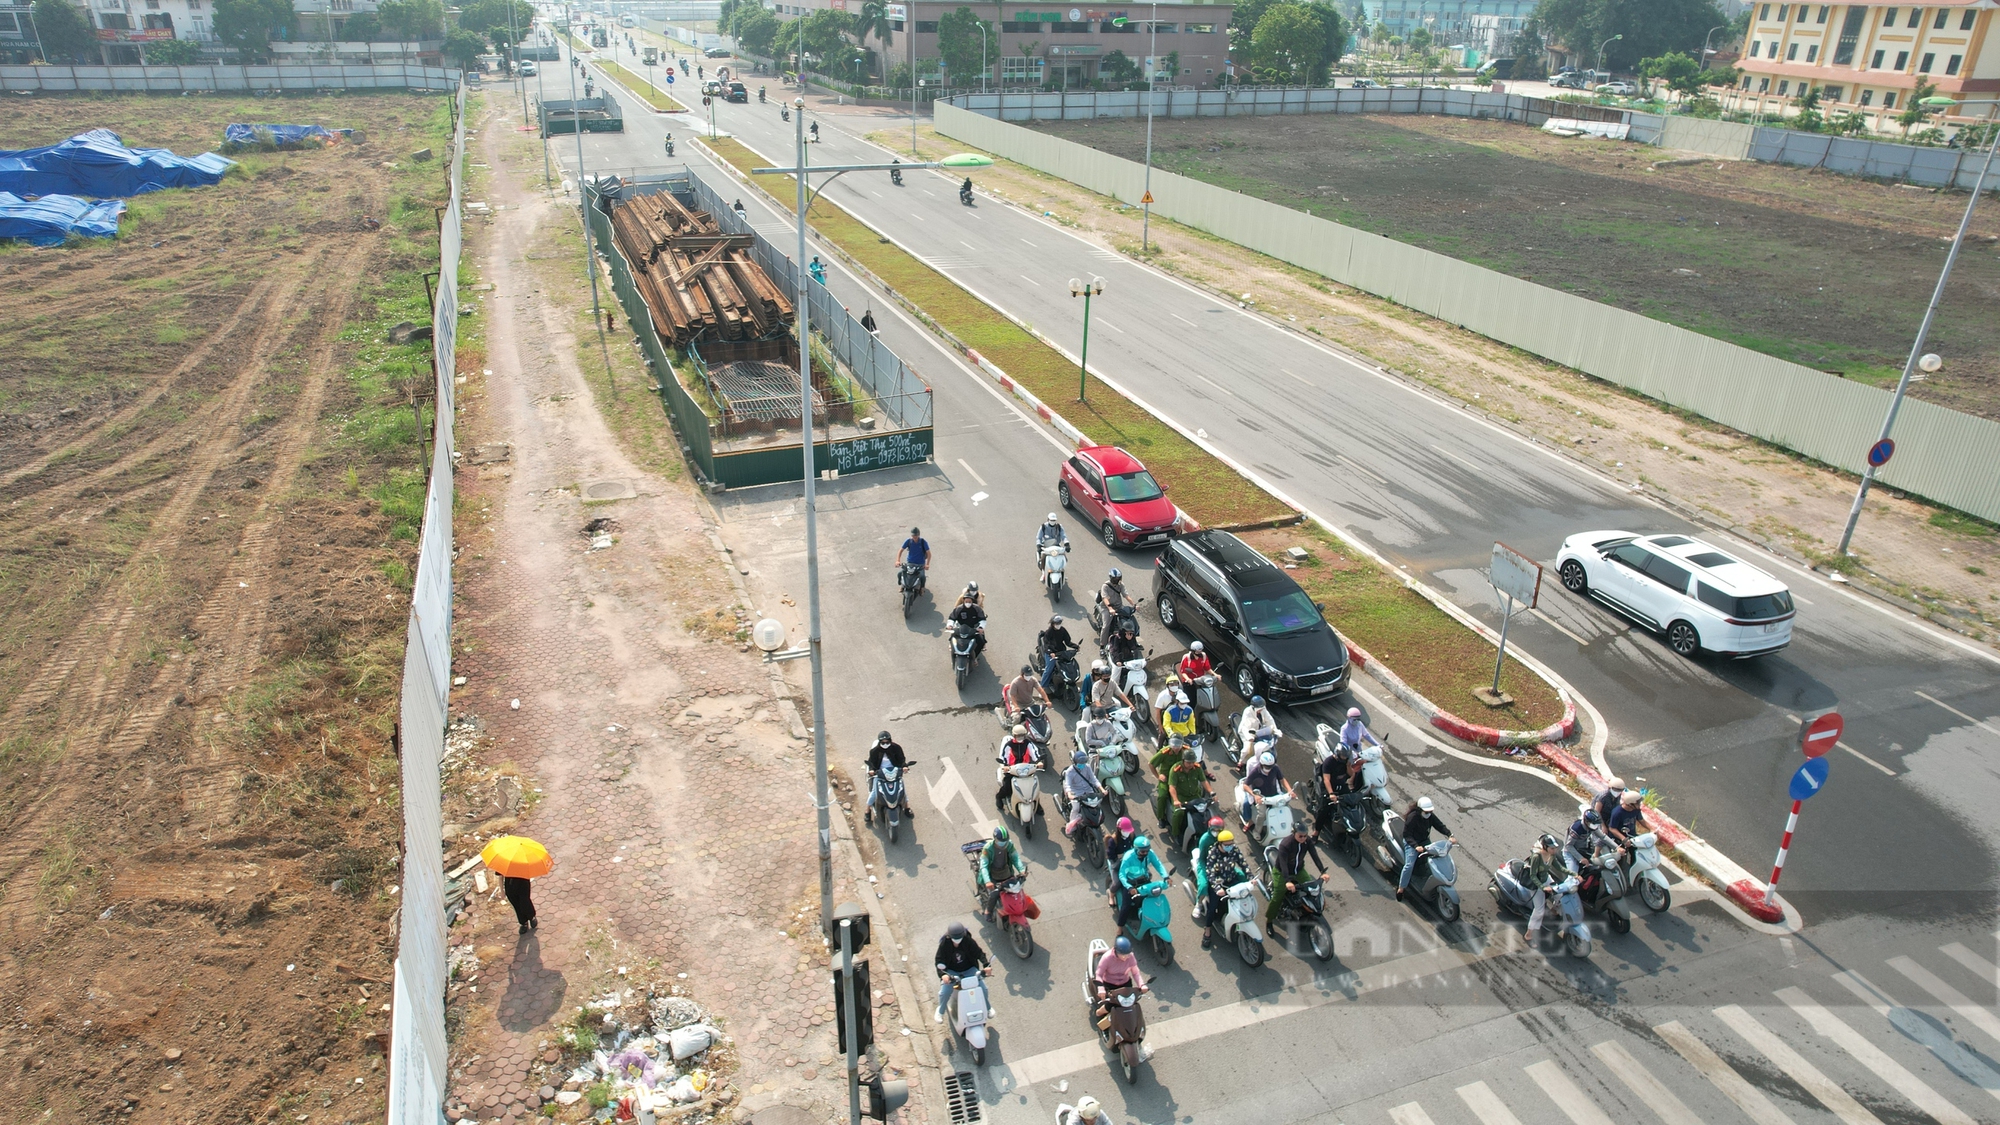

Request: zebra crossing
left=1377, top=933, right=2000, bottom=1125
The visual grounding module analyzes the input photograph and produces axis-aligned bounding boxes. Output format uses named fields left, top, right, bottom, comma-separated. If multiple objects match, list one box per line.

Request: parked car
left=1595, top=81, right=1638, bottom=96
left=519, top=61, right=538, bottom=76
left=1153, top=530, right=1351, bottom=704
left=1350, top=78, right=1383, bottom=88
left=1550, top=72, right=1588, bottom=90
left=1554, top=532, right=1796, bottom=658
left=1057, top=445, right=1185, bottom=549
left=726, top=81, right=748, bottom=102
left=705, top=46, right=732, bottom=58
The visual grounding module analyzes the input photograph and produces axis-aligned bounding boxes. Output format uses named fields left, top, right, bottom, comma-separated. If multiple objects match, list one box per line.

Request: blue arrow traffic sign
left=1789, top=757, right=1831, bottom=801
left=1868, top=438, right=1895, bottom=467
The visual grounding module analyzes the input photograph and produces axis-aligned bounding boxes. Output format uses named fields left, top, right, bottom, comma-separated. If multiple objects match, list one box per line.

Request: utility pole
left=1142, top=0, right=1157, bottom=252
left=566, top=3, right=601, bottom=321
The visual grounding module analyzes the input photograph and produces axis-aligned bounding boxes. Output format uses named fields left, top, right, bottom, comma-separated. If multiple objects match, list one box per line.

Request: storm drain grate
left=942, top=1070, right=982, bottom=1123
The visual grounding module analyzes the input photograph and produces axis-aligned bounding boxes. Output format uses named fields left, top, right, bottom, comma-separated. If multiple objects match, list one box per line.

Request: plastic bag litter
left=668, top=1024, right=719, bottom=1060
left=664, top=1071, right=708, bottom=1103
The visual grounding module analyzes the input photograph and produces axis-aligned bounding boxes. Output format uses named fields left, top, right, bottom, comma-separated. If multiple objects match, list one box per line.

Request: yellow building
left=1726, top=2, right=1999, bottom=129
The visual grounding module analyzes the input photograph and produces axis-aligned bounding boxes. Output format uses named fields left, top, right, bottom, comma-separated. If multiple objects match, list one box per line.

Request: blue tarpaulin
left=223, top=123, right=345, bottom=147
left=0, top=129, right=234, bottom=200
left=0, top=193, right=127, bottom=245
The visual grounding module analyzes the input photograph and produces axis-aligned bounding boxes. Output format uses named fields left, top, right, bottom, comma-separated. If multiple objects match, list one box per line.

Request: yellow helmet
left=1216, top=830, right=1234, bottom=844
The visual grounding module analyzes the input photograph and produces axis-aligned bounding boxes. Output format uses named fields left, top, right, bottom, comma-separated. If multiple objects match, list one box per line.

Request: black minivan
left=1152, top=530, right=1350, bottom=705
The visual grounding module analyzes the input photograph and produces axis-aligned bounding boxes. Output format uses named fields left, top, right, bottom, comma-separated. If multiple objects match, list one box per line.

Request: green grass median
left=702, top=135, right=1294, bottom=531
left=594, top=61, right=686, bottom=112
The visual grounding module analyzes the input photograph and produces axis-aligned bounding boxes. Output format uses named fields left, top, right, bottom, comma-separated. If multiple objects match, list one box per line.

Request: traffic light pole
left=839, top=918, right=861, bottom=1125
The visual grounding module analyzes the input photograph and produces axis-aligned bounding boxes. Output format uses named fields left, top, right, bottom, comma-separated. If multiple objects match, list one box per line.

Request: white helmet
left=1258, top=751, right=1276, bottom=767
left=1046, top=512, right=1061, bottom=524
left=1190, top=641, right=1204, bottom=653
left=1092, top=659, right=1107, bottom=673
left=1417, top=796, right=1434, bottom=813
left=1075, top=1097, right=1102, bottom=1118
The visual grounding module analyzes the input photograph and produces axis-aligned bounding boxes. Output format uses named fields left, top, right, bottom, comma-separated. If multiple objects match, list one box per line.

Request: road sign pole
left=1490, top=592, right=1514, bottom=695
left=1763, top=799, right=1802, bottom=908
left=840, top=919, right=861, bottom=1125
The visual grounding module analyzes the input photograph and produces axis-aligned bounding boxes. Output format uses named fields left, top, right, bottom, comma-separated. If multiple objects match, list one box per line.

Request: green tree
left=31, top=0, right=98, bottom=63
left=1406, top=26, right=1432, bottom=52
left=1636, top=50, right=1701, bottom=98
left=1899, top=77, right=1941, bottom=134
left=374, top=0, right=445, bottom=41
left=935, top=7, right=991, bottom=85
left=458, top=0, right=531, bottom=36
left=1833, top=110, right=1869, bottom=136
left=1530, top=0, right=1725, bottom=73
left=1512, top=17, right=1548, bottom=78
left=443, top=28, right=487, bottom=70
left=1100, top=48, right=1141, bottom=86
left=733, top=6, right=781, bottom=58
left=142, top=37, right=204, bottom=64
left=793, top=8, right=850, bottom=72
left=341, top=11, right=381, bottom=41
left=852, top=0, right=893, bottom=53
left=1253, top=2, right=1326, bottom=85
left=1230, top=0, right=1275, bottom=53
left=1793, top=85, right=1824, bottom=132
left=213, top=0, right=297, bottom=60
left=1159, top=49, right=1181, bottom=82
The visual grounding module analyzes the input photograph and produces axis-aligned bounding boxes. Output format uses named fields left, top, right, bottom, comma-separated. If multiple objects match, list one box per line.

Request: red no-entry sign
left=1801, top=711, right=1844, bottom=758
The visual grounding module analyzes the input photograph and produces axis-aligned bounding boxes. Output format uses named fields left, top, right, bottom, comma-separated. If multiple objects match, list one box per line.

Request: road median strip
left=590, top=60, right=686, bottom=113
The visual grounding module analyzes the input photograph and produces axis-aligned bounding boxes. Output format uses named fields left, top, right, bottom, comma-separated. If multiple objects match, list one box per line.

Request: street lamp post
left=565, top=4, right=601, bottom=322
left=1838, top=97, right=2000, bottom=555
left=1700, top=24, right=1726, bottom=71
left=976, top=19, right=988, bottom=93
left=1068, top=275, right=1102, bottom=401
left=1142, top=0, right=1157, bottom=253
left=1597, top=32, right=1621, bottom=78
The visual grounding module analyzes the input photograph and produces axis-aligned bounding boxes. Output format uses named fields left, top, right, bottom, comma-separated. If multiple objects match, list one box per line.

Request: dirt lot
left=0, top=93, right=462, bottom=1122
left=1036, top=112, right=2000, bottom=419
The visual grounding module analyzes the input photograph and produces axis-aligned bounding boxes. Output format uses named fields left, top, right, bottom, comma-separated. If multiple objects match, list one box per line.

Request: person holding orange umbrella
left=482, top=836, right=554, bottom=934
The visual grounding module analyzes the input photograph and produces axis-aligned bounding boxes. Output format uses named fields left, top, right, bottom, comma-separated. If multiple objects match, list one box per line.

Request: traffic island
left=593, top=60, right=688, bottom=112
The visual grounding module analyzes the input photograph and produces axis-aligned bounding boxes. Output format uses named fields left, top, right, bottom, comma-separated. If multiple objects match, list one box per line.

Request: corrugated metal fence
left=949, top=86, right=1625, bottom=127
left=385, top=81, right=466, bottom=1125
left=0, top=64, right=463, bottom=92
left=936, top=102, right=2000, bottom=523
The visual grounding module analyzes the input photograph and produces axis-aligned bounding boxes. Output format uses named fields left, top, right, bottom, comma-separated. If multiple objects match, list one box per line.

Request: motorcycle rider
left=1163, top=744, right=1212, bottom=846
left=1198, top=829, right=1248, bottom=946
left=759, top=85, right=766, bottom=102
left=864, top=730, right=913, bottom=827
left=895, top=526, right=931, bottom=592
left=664, top=133, right=676, bottom=156
left=1095, top=569, right=1133, bottom=648
left=1175, top=641, right=1212, bottom=696
left=1240, top=749, right=1296, bottom=831
left=1338, top=705, right=1382, bottom=753
left=1091, top=935, right=1148, bottom=1015
left=1056, top=1095, right=1113, bottom=1125
left=1313, top=732, right=1356, bottom=837
left=1105, top=623, right=1143, bottom=677
left=732, top=198, right=746, bottom=220
left=979, top=824, right=1025, bottom=896
left=1592, top=776, right=1627, bottom=825
left=948, top=582, right=987, bottom=659
left=1079, top=709, right=1119, bottom=757
left=1565, top=807, right=1606, bottom=874
left=1237, top=695, right=1279, bottom=768
left=889, top=157, right=903, bottom=185
left=933, top=921, right=991, bottom=1023
left=1396, top=796, right=1456, bottom=903
left=1005, top=663, right=1051, bottom=721
left=994, top=725, right=1039, bottom=812
left=1114, top=835, right=1166, bottom=927
left=1038, top=614, right=1076, bottom=694
left=810, top=120, right=820, bottom=141
left=1036, top=512, right=1070, bottom=571
left=960, top=176, right=974, bottom=203
left=1062, top=747, right=1107, bottom=836
left=1606, top=789, right=1649, bottom=851
left=808, top=256, right=826, bottom=285
left=860, top=308, right=878, bottom=334
left=1103, top=816, right=1138, bottom=900
left=1523, top=833, right=1573, bottom=941
left=1158, top=689, right=1196, bottom=747
left=1085, top=659, right=1130, bottom=714
left=1266, top=822, right=1327, bottom=928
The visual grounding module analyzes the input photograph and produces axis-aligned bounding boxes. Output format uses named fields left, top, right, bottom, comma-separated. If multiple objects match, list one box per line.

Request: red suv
left=1058, top=445, right=1185, bottom=549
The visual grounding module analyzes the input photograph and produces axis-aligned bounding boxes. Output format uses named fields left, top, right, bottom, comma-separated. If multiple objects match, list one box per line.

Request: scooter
left=1238, top=787, right=1296, bottom=850
left=1404, top=838, right=1462, bottom=923
left=1090, top=596, right=1144, bottom=643
left=865, top=758, right=917, bottom=844
left=898, top=562, right=926, bottom=617
left=890, top=165, right=903, bottom=186
left=950, top=621, right=981, bottom=687
left=1575, top=837, right=1633, bottom=934
left=1351, top=744, right=1403, bottom=874
left=1186, top=672, right=1224, bottom=752
left=965, top=842, right=1036, bottom=956
left=1002, top=701, right=1055, bottom=770
left=1623, top=832, right=1671, bottom=913
left=1082, top=725, right=1136, bottom=822
left=1173, top=794, right=1219, bottom=856
left=758, top=86, right=766, bottom=102
left=1259, top=845, right=1337, bottom=961
left=1184, top=862, right=1266, bottom=966
left=1230, top=712, right=1280, bottom=774
left=1041, top=542, right=1068, bottom=604
left=997, top=752, right=1042, bottom=839
left=1490, top=860, right=1592, bottom=958
left=664, top=137, right=675, bottom=156
left=1121, top=879, right=1175, bottom=965
left=1037, top=639, right=1081, bottom=709
left=960, top=184, right=975, bottom=205
left=1115, top=655, right=1151, bottom=737
left=944, top=967, right=993, bottom=1065
left=1054, top=785, right=1106, bottom=868
left=1085, top=940, right=1148, bottom=1085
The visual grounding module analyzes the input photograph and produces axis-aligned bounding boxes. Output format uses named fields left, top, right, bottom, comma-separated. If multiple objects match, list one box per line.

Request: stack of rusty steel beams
left=607, top=188, right=793, bottom=344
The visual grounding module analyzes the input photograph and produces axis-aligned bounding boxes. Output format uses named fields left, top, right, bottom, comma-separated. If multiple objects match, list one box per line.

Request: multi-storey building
left=1359, top=0, right=1537, bottom=51
left=1727, top=2, right=1999, bottom=126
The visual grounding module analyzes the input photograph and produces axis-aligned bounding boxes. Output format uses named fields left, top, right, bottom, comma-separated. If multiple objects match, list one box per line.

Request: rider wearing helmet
left=1176, top=641, right=1212, bottom=693
left=1163, top=744, right=1213, bottom=845
left=1524, top=833, right=1573, bottom=938
left=1039, top=613, right=1077, bottom=693
left=1565, top=805, right=1606, bottom=873
left=1338, top=705, right=1382, bottom=753
left=895, top=526, right=931, bottom=592
left=1035, top=512, right=1070, bottom=573
left=1092, top=934, right=1148, bottom=1004
left=1157, top=687, right=1196, bottom=746
left=1240, top=748, right=1295, bottom=829
left=949, top=581, right=987, bottom=658
left=933, top=921, right=991, bottom=1023
left=994, top=724, right=1039, bottom=811
left=1096, top=568, right=1132, bottom=648
left=1086, top=657, right=1130, bottom=714
left=1062, top=746, right=1108, bottom=836
left=1199, top=828, right=1250, bottom=944
left=1105, top=622, right=1144, bottom=674
left=864, top=730, right=911, bottom=827
left=1592, top=776, right=1627, bottom=825
left=1237, top=695, right=1280, bottom=767
left=1005, top=663, right=1050, bottom=718
left=979, top=825, right=1025, bottom=896
left=1397, top=795, right=1456, bottom=902
left=1103, top=815, right=1139, bottom=900
left=1114, top=835, right=1166, bottom=927
left=1056, top=1095, right=1113, bottom=1125
left=1266, top=821, right=1326, bottom=927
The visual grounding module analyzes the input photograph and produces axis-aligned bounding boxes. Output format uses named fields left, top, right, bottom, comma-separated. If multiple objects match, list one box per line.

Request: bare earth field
left=1036, top=112, right=2000, bottom=419
left=0, top=93, right=462, bottom=1122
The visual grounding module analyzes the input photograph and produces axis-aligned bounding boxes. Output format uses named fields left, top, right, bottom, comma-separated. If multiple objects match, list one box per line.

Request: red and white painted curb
left=1344, top=641, right=1577, bottom=748
left=963, top=347, right=1091, bottom=449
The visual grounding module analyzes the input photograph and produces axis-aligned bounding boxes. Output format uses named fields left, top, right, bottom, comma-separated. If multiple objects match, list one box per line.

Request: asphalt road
left=538, top=50, right=2000, bottom=1125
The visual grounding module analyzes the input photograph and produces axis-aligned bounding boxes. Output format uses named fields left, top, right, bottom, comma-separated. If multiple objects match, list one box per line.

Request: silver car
left=1554, top=531, right=1796, bottom=658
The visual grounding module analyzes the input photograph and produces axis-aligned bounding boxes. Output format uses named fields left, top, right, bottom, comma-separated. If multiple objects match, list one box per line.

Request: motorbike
left=781, top=107, right=790, bottom=121
left=965, top=841, right=1036, bottom=957
left=1229, top=711, right=1279, bottom=774
left=866, top=758, right=917, bottom=844
left=1120, top=878, right=1175, bottom=965
left=1403, top=838, right=1462, bottom=923
left=959, top=184, right=975, bottom=206
left=1490, top=860, right=1592, bottom=958
left=1173, top=794, right=1219, bottom=857
left=1084, top=939, right=1148, bottom=1084
left=1115, top=655, right=1151, bottom=738
left=1624, top=832, right=1671, bottom=913
left=1347, top=744, right=1402, bottom=874
left=1259, top=845, right=1336, bottom=961
left=1184, top=863, right=1265, bottom=966
left=898, top=562, right=926, bottom=617
left=1089, top=595, right=1144, bottom=644
left=943, top=967, right=992, bottom=1065
left=1037, top=639, right=1081, bottom=709
left=1575, top=837, right=1633, bottom=934
left=1079, top=717, right=1139, bottom=822
left=758, top=87, right=766, bottom=102
left=1040, top=542, right=1068, bottom=604
left=1002, top=701, right=1055, bottom=768
left=950, top=621, right=981, bottom=687
left=1054, top=784, right=1107, bottom=868
left=1238, top=788, right=1297, bottom=850
left=890, top=166, right=904, bottom=186
left=998, top=751, right=1043, bottom=839
left=664, top=138, right=675, bottom=156
left=1186, top=672, right=1224, bottom=752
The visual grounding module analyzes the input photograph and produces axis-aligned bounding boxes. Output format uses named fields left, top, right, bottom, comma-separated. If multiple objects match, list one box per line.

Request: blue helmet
left=1133, top=835, right=1151, bottom=852
left=1114, top=936, right=1133, bottom=955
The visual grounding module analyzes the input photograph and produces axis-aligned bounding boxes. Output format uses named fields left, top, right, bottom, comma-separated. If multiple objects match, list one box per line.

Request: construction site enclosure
left=587, top=170, right=934, bottom=489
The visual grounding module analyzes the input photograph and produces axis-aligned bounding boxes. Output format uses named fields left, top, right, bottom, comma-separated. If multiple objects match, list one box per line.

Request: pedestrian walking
left=503, top=875, right=539, bottom=933
left=481, top=835, right=556, bottom=935
left=861, top=308, right=878, bottom=334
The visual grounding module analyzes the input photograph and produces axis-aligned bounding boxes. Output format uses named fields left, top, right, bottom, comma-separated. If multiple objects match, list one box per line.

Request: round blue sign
left=666, top=74, right=675, bottom=84
left=1868, top=438, right=1895, bottom=468
left=1790, top=757, right=1831, bottom=801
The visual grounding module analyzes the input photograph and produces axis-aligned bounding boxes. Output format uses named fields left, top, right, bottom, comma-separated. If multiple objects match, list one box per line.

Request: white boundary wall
left=936, top=101, right=2000, bottom=524
left=0, top=64, right=462, bottom=92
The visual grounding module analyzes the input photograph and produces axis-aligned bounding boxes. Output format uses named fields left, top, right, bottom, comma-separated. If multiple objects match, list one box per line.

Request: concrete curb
left=962, top=346, right=1090, bottom=448
left=1343, top=639, right=1578, bottom=748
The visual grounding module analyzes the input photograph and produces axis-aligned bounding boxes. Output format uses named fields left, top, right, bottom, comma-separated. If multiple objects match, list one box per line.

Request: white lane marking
left=1714, top=1004, right=1882, bottom=1125
left=1000, top=939, right=1481, bottom=1085
left=1653, top=1020, right=1797, bottom=1125
left=1019, top=274, right=1041, bottom=287
left=955, top=458, right=988, bottom=488
left=913, top=214, right=925, bottom=221
left=922, top=188, right=935, bottom=195
left=1530, top=607, right=1592, bottom=647
left=1020, top=237, right=1036, bottom=247
left=1524, top=1060, right=1612, bottom=1125
left=1837, top=970, right=2000, bottom=1105
left=1170, top=312, right=1196, bottom=327
left=966, top=211, right=981, bottom=220
left=1590, top=1040, right=1704, bottom=1125
left=1389, top=1103, right=1439, bottom=1125
left=969, top=490, right=989, bottom=505
left=1096, top=318, right=1125, bottom=334
left=960, top=239, right=977, bottom=250
left=1783, top=714, right=1896, bottom=775
left=1914, top=690, right=2000, bottom=737
left=1456, top=1081, right=1525, bottom=1125
left=1278, top=366, right=1313, bottom=386
left=1940, top=942, right=2000, bottom=991
left=1888, top=955, right=2000, bottom=1049
left=1194, top=373, right=1235, bottom=398
left=1431, top=443, right=1484, bottom=473
left=1779, top=986, right=1976, bottom=1125
left=1334, top=452, right=1386, bottom=484
left=923, top=757, right=996, bottom=837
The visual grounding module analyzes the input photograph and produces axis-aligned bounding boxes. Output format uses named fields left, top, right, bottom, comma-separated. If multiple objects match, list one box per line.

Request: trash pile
left=546, top=987, right=735, bottom=1123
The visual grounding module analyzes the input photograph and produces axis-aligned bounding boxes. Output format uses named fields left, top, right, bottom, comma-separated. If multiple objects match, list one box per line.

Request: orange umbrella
left=481, top=835, right=554, bottom=879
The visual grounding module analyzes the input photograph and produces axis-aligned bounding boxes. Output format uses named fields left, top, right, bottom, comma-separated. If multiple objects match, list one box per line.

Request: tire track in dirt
left=0, top=272, right=285, bottom=493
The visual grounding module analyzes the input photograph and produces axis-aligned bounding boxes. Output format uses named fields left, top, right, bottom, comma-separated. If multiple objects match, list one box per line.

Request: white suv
left=1554, top=531, right=1796, bottom=658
